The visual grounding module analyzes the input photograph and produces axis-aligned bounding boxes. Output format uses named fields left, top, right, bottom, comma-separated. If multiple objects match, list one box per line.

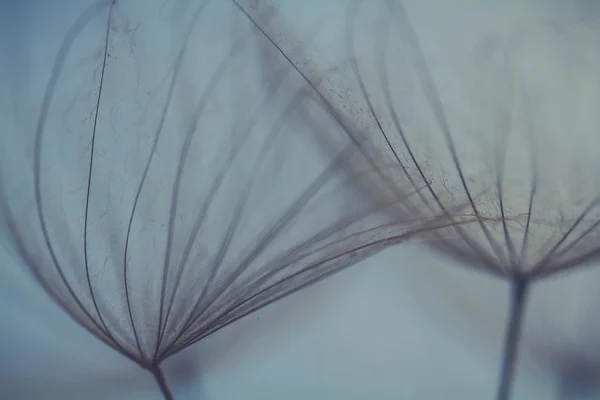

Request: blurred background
left=2, top=0, right=600, bottom=399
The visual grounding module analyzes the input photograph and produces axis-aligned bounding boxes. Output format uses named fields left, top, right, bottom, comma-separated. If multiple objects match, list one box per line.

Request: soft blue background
left=2, top=1, right=600, bottom=399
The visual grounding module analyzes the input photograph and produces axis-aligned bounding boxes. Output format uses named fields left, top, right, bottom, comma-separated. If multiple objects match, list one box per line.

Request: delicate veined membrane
left=230, top=1, right=600, bottom=399
left=232, top=0, right=600, bottom=277
left=0, top=1, right=440, bottom=398
left=333, top=0, right=600, bottom=277
left=338, top=2, right=600, bottom=399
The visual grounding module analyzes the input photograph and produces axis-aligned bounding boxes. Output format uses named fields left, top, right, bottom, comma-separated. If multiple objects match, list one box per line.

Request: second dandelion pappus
left=233, top=0, right=600, bottom=398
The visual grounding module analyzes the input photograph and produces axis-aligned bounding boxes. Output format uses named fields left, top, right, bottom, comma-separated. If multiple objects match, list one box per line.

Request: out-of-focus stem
left=496, top=277, right=530, bottom=400
left=150, top=365, right=175, bottom=400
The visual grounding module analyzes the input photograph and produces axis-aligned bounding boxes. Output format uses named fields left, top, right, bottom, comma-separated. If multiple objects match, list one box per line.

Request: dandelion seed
left=0, top=0, right=449, bottom=398
left=235, top=0, right=600, bottom=398
left=344, top=2, right=600, bottom=398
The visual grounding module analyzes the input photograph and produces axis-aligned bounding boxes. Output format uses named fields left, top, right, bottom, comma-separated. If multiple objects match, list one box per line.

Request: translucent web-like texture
left=344, top=0, right=600, bottom=280
left=342, top=3, right=600, bottom=398
left=0, top=0, right=446, bottom=397
left=231, top=1, right=600, bottom=399
left=244, top=0, right=600, bottom=280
